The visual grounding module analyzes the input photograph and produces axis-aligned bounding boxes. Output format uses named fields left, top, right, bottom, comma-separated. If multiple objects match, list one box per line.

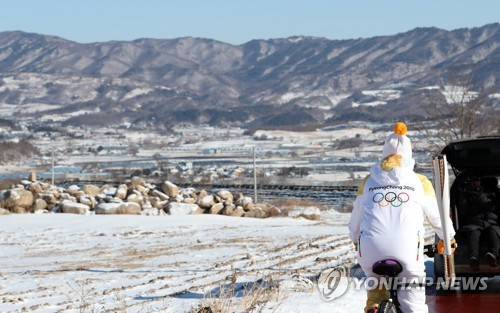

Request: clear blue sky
left=0, top=0, right=498, bottom=44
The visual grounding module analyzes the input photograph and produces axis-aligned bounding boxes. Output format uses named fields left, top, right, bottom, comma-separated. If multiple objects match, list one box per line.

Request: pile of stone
left=0, top=176, right=282, bottom=218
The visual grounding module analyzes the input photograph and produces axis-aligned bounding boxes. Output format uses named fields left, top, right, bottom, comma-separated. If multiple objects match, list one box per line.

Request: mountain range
left=0, top=23, right=499, bottom=131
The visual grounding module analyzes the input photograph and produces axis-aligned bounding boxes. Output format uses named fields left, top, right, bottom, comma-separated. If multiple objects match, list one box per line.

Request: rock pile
left=0, top=177, right=282, bottom=218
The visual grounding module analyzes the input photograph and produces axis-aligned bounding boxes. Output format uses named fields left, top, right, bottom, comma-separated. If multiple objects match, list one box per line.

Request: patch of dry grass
left=0, top=178, right=17, bottom=190
left=268, top=198, right=327, bottom=215
left=192, top=270, right=285, bottom=313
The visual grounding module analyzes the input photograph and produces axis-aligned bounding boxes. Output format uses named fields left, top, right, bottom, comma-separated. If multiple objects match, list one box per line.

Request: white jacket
left=349, top=158, right=455, bottom=265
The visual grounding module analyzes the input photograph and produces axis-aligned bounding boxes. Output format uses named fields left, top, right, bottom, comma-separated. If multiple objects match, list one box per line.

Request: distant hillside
left=0, top=23, right=499, bottom=130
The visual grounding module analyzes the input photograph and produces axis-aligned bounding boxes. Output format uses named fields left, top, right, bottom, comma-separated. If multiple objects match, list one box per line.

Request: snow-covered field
left=0, top=210, right=369, bottom=313
left=0, top=209, right=442, bottom=313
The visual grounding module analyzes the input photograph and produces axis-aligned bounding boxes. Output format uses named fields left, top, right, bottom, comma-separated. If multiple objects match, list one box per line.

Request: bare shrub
left=0, top=139, right=40, bottom=164
left=420, top=69, right=499, bottom=152
left=192, top=270, right=284, bottom=313
left=331, top=135, right=362, bottom=150
left=269, top=198, right=327, bottom=214
left=65, top=278, right=103, bottom=313
left=0, top=178, right=17, bottom=190
left=338, top=202, right=354, bottom=213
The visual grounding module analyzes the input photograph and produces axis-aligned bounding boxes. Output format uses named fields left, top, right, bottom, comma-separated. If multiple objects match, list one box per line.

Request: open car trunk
left=442, top=137, right=500, bottom=176
left=437, top=137, right=500, bottom=277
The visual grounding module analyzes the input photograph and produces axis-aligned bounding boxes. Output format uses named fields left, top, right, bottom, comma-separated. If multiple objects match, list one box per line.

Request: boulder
left=95, top=202, right=141, bottom=215
left=40, top=182, right=51, bottom=191
left=40, top=193, right=57, bottom=205
left=2, top=189, right=34, bottom=210
left=222, top=204, right=235, bottom=215
left=197, top=189, right=208, bottom=199
left=66, top=185, right=80, bottom=195
left=141, top=207, right=161, bottom=216
left=198, top=195, right=215, bottom=209
left=28, top=171, right=37, bottom=182
left=108, top=197, right=123, bottom=203
left=29, top=182, right=43, bottom=193
left=141, top=201, right=153, bottom=211
left=183, top=197, right=196, bottom=204
left=82, top=184, right=100, bottom=196
left=130, top=176, right=146, bottom=187
left=236, top=196, right=253, bottom=211
left=59, top=193, right=72, bottom=200
left=210, top=203, right=224, bottom=214
left=20, top=180, right=32, bottom=187
left=191, top=207, right=205, bottom=215
left=267, top=206, right=282, bottom=217
left=244, top=207, right=268, bottom=218
left=155, top=200, right=169, bottom=210
left=288, top=207, right=321, bottom=221
left=148, top=196, right=160, bottom=208
left=217, top=190, right=233, bottom=201
left=255, top=204, right=270, bottom=213
left=75, top=190, right=86, bottom=199
left=0, top=208, right=10, bottom=215
left=161, top=181, right=179, bottom=198
left=152, top=189, right=169, bottom=201
left=11, top=207, right=29, bottom=214
left=230, top=207, right=245, bottom=217
left=234, top=192, right=244, bottom=200
left=167, top=202, right=203, bottom=215
left=78, top=194, right=96, bottom=208
left=61, top=201, right=90, bottom=215
left=134, top=185, right=149, bottom=194
left=115, top=184, right=128, bottom=200
left=127, top=192, right=143, bottom=204
left=100, top=186, right=117, bottom=198
left=180, top=187, right=197, bottom=198
left=33, top=198, right=48, bottom=211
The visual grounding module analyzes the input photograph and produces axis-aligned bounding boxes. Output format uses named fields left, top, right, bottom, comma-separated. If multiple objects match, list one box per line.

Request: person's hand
left=353, top=242, right=358, bottom=250
left=437, top=238, right=457, bottom=254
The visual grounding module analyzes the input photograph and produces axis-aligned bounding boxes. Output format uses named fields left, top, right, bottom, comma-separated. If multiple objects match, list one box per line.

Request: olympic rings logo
left=372, top=192, right=409, bottom=208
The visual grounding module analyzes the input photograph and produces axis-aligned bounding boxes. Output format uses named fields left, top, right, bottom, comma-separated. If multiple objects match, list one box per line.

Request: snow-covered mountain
left=0, top=23, right=499, bottom=130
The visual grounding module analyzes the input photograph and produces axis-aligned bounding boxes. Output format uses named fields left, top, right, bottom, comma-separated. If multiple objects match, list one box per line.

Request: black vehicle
left=434, top=136, right=500, bottom=277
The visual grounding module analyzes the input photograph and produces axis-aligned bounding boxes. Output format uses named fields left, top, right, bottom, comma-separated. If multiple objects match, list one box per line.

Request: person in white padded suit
left=349, top=122, right=455, bottom=313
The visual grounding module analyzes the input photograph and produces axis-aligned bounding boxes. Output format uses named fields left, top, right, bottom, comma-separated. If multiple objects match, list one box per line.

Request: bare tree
left=0, top=139, right=40, bottom=164
left=421, top=70, right=499, bottom=151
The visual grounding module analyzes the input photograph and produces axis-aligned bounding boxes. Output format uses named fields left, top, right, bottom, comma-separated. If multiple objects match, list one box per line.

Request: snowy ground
left=0, top=210, right=441, bottom=313
left=0, top=211, right=360, bottom=312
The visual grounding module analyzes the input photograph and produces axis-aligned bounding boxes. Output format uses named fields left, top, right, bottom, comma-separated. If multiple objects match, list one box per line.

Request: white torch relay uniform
left=349, top=123, right=455, bottom=313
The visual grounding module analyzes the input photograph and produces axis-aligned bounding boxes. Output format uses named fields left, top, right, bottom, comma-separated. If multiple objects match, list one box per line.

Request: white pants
left=358, top=235, right=428, bottom=313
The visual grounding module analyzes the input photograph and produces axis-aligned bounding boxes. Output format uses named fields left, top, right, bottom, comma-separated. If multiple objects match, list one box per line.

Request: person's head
left=382, top=122, right=412, bottom=160
left=471, top=177, right=481, bottom=189
left=380, top=122, right=412, bottom=171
